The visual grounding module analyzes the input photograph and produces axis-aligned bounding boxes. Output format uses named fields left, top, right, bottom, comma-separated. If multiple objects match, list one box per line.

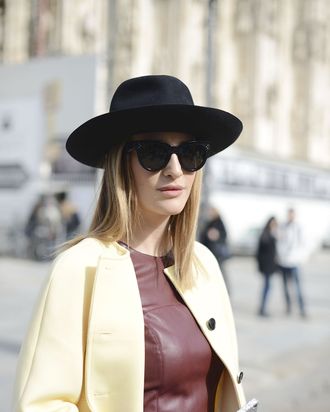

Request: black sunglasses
left=125, top=140, right=210, bottom=172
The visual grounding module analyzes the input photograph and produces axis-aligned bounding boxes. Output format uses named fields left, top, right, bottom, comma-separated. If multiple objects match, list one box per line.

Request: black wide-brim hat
left=66, top=75, right=243, bottom=168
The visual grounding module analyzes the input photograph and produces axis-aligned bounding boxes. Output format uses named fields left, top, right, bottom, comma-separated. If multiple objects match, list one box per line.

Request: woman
left=256, top=216, right=278, bottom=317
left=14, top=75, right=246, bottom=412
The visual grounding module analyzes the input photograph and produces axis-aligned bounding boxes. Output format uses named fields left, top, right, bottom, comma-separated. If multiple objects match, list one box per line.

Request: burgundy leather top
left=129, top=247, right=223, bottom=412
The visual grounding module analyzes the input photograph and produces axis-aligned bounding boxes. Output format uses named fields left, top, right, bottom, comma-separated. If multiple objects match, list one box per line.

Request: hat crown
left=110, top=75, right=194, bottom=112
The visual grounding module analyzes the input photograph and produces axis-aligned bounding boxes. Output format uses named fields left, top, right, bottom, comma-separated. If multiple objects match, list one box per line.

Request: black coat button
left=237, top=371, right=244, bottom=384
left=207, top=318, right=216, bottom=330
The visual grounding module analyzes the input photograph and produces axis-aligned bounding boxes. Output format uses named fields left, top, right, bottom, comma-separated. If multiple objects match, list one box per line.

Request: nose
left=163, top=154, right=183, bottom=178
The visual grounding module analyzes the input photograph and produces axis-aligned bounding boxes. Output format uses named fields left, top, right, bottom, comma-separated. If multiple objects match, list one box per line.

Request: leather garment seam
left=144, top=322, right=163, bottom=411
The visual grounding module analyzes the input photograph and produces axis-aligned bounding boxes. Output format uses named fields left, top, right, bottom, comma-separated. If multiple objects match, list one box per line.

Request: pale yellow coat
left=13, top=238, right=245, bottom=412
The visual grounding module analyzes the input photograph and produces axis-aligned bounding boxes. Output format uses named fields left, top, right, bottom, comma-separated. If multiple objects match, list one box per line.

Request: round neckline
left=118, top=241, right=168, bottom=259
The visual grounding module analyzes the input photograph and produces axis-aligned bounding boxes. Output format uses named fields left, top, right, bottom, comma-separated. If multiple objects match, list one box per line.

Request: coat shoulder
left=194, top=240, right=219, bottom=265
left=194, top=239, right=212, bottom=254
left=193, top=240, right=223, bottom=282
left=50, top=238, right=107, bottom=282
left=57, top=237, right=106, bottom=262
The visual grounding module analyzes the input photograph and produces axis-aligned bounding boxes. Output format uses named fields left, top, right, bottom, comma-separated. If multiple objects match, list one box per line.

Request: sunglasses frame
left=125, top=140, right=211, bottom=172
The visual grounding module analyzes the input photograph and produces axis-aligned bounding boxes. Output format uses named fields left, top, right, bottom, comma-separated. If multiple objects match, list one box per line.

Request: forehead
left=132, top=131, right=193, bottom=145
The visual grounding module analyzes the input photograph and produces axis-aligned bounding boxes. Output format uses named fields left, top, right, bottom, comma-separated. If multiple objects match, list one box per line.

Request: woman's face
left=130, top=132, right=197, bottom=223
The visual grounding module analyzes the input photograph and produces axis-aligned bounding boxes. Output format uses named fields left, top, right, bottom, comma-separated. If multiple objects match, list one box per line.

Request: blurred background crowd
left=0, top=1, right=330, bottom=411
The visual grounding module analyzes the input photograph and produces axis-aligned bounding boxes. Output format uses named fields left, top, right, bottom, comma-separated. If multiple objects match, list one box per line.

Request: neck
left=128, top=215, right=171, bottom=256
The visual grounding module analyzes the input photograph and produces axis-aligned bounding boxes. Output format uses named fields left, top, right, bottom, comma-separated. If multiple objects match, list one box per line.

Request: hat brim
left=66, top=105, right=243, bottom=168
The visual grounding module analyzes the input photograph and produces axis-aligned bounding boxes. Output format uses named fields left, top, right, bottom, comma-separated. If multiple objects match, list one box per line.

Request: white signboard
left=0, top=56, right=98, bottom=254
left=0, top=96, right=44, bottom=187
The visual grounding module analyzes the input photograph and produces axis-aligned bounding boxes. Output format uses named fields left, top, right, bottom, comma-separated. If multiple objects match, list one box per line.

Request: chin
left=167, top=209, right=184, bottom=217
left=160, top=205, right=186, bottom=217
left=141, top=199, right=189, bottom=220
left=164, top=199, right=189, bottom=214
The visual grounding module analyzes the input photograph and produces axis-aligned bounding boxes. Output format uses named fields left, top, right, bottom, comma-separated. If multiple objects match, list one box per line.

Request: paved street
left=227, top=250, right=330, bottom=411
left=1, top=249, right=330, bottom=411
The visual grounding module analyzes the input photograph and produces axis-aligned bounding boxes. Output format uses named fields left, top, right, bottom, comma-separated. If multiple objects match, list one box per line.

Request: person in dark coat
left=200, top=207, right=231, bottom=291
left=55, top=191, right=81, bottom=240
left=256, top=216, right=278, bottom=316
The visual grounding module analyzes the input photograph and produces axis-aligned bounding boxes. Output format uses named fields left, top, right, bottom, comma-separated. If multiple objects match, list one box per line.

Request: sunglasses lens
left=131, top=141, right=209, bottom=172
left=179, top=143, right=208, bottom=171
left=137, top=141, right=168, bottom=171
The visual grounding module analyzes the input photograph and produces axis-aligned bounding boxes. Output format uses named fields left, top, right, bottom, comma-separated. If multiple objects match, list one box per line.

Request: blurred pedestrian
left=24, top=195, right=45, bottom=240
left=55, top=191, right=81, bottom=240
left=24, top=194, right=63, bottom=260
left=256, top=216, right=278, bottom=317
left=14, top=75, right=247, bottom=411
left=277, top=208, right=307, bottom=317
left=200, top=207, right=231, bottom=292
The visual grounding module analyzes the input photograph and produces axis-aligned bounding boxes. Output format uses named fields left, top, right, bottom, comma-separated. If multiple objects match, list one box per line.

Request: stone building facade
left=1, top=0, right=330, bottom=251
left=1, top=0, right=329, bottom=169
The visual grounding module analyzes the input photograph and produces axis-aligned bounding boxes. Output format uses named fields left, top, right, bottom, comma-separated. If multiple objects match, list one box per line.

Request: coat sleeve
left=13, top=247, right=94, bottom=412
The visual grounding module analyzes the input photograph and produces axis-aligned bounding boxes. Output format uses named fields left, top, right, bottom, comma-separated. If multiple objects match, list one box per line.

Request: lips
left=158, top=185, right=184, bottom=197
left=158, top=185, right=184, bottom=192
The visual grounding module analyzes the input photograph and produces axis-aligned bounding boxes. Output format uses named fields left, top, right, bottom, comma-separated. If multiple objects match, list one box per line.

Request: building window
left=29, top=0, right=62, bottom=57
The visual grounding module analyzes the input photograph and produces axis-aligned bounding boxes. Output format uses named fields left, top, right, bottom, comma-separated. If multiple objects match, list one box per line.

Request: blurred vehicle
left=230, top=226, right=262, bottom=256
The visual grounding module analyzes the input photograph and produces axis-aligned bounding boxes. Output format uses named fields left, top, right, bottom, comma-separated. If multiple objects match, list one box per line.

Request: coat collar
left=164, top=264, right=239, bottom=380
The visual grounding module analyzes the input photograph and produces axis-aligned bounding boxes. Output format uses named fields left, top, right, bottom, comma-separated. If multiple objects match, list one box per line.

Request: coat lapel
left=85, top=244, right=145, bottom=412
left=164, top=265, right=239, bottom=379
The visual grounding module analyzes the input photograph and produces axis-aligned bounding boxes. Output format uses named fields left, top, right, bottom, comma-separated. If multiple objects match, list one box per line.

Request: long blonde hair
left=63, top=143, right=203, bottom=290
